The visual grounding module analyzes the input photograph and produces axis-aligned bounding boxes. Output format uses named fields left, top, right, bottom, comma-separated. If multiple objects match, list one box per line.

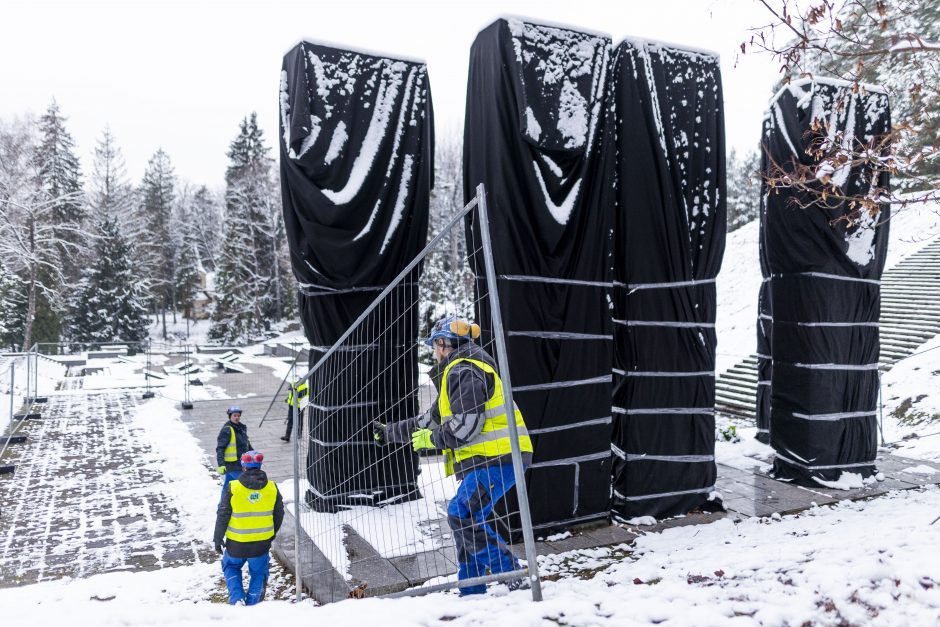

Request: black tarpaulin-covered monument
left=761, top=79, right=890, bottom=485
left=279, top=41, right=434, bottom=509
left=463, top=18, right=615, bottom=529
left=608, top=40, right=727, bottom=519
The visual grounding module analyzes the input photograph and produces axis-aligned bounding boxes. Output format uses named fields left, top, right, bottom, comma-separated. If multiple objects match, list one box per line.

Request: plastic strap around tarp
left=529, top=451, right=610, bottom=468
left=787, top=362, right=881, bottom=371
left=790, top=410, right=877, bottom=421
left=612, top=319, right=715, bottom=328
left=613, top=369, right=715, bottom=377
left=298, top=281, right=420, bottom=296
left=612, top=406, right=715, bottom=416
left=528, top=416, right=611, bottom=434
left=614, top=278, right=717, bottom=290
left=611, top=444, right=714, bottom=463
left=499, top=274, right=613, bottom=288
left=508, top=330, right=613, bottom=340
left=513, top=374, right=612, bottom=392
left=773, top=272, right=881, bottom=285
left=774, top=452, right=876, bottom=471
left=794, top=322, right=880, bottom=328
left=309, top=400, right=379, bottom=411
left=612, top=485, right=715, bottom=502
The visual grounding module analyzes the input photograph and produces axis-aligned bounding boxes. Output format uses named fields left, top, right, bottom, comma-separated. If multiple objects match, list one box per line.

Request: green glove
left=217, top=465, right=226, bottom=475
left=373, top=421, right=387, bottom=446
left=411, top=428, right=435, bottom=451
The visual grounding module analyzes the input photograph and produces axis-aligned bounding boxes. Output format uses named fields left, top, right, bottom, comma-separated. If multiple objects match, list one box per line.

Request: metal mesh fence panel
left=289, top=186, right=541, bottom=601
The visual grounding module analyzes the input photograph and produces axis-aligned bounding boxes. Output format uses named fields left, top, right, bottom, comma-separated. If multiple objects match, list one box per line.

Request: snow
left=901, top=465, right=939, bottom=476
left=1, top=355, right=65, bottom=434
left=715, top=200, right=940, bottom=376
left=323, top=120, right=348, bottom=164
left=4, top=483, right=940, bottom=625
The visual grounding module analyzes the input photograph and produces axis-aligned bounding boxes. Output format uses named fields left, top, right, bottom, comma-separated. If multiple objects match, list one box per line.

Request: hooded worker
left=213, top=450, right=284, bottom=606
left=375, top=316, right=533, bottom=594
left=215, top=406, right=252, bottom=499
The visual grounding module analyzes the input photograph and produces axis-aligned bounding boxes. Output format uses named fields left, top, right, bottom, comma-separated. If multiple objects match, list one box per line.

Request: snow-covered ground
left=715, top=201, right=940, bottom=375
left=0, top=355, right=65, bottom=434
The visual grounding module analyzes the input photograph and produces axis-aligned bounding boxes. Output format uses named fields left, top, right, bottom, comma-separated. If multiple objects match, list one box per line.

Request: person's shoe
left=504, top=576, right=530, bottom=591
left=280, top=436, right=290, bottom=442
left=234, top=599, right=246, bottom=606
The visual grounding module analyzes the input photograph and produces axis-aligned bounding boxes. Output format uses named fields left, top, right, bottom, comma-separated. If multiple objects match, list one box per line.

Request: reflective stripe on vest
left=438, top=357, right=533, bottom=477
left=223, top=426, right=237, bottom=462
left=286, top=382, right=310, bottom=407
left=225, top=480, right=277, bottom=543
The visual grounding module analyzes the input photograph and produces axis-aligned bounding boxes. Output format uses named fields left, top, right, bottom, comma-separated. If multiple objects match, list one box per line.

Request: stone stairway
left=715, top=237, right=940, bottom=420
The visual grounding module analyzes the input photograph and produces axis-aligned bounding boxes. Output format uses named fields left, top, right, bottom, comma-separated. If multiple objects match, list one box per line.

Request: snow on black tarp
left=609, top=40, right=726, bottom=519
left=762, top=79, right=890, bottom=486
left=756, top=128, right=773, bottom=445
left=464, top=18, right=614, bottom=530
left=279, top=41, right=433, bottom=508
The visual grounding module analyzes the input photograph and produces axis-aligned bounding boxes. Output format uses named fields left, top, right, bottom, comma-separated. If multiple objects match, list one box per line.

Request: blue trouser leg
left=220, top=470, right=241, bottom=503
left=245, top=553, right=271, bottom=605
left=221, top=551, right=246, bottom=605
left=447, top=465, right=520, bottom=595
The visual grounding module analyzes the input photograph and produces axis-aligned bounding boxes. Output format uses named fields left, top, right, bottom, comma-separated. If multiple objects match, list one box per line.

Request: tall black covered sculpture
left=756, top=139, right=773, bottom=445
left=464, top=18, right=614, bottom=530
left=609, top=41, right=726, bottom=519
left=762, top=79, right=890, bottom=485
left=279, top=41, right=434, bottom=508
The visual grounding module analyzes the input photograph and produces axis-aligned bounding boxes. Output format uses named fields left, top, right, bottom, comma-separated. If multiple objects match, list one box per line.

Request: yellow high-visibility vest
left=223, top=426, right=237, bottom=462
left=225, top=480, right=278, bottom=543
left=437, top=357, right=533, bottom=477
left=285, top=382, right=309, bottom=408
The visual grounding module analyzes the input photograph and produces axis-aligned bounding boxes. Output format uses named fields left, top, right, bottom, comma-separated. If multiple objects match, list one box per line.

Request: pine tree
left=726, top=148, right=762, bottom=231
left=0, top=262, right=26, bottom=350
left=89, top=128, right=138, bottom=232
left=67, top=215, right=149, bottom=344
left=139, top=149, right=177, bottom=335
left=188, top=185, right=222, bottom=271
left=34, top=100, right=84, bottom=271
left=209, top=113, right=290, bottom=342
left=171, top=194, right=203, bottom=320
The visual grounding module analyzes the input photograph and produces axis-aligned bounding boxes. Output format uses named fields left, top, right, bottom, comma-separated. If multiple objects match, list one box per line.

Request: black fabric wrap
left=762, top=80, right=891, bottom=485
left=463, top=19, right=614, bottom=530
left=609, top=41, right=726, bottom=519
left=279, top=41, right=434, bottom=508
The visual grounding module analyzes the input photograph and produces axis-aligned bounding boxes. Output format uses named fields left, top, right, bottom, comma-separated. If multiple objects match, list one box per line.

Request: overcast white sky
left=0, top=0, right=781, bottom=189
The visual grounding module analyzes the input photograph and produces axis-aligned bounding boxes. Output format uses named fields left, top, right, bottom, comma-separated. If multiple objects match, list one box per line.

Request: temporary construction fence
left=287, top=185, right=542, bottom=601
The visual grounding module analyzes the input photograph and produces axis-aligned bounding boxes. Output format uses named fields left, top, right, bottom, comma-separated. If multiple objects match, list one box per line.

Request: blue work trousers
left=220, top=470, right=241, bottom=502
left=221, top=550, right=269, bottom=605
left=447, top=463, right=521, bottom=594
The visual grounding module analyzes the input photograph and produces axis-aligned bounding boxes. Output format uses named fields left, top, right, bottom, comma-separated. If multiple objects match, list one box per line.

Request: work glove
left=216, top=465, right=226, bottom=475
left=372, top=421, right=387, bottom=446
left=215, top=540, right=224, bottom=554
left=411, top=428, right=435, bottom=451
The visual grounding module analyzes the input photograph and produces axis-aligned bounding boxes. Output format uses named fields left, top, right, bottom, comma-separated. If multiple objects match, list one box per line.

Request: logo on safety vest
left=248, top=491, right=262, bottom=503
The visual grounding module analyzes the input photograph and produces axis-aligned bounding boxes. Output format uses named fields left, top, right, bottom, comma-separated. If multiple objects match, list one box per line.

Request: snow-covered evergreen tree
left=171, top=191, right=203, bottom=320
left=0, top=261, right=26, bottom=350
left=726, top=148, right=761, bottom=232
left=139, top=149, right=177, bottom=335
left=34, top=100, right=84, bottom=276
left=209, top=113, right=290, bottom=342
left=66, top=215, right=149, bottom=344
left=89, top=128, right=139, bottom=232
left=186, top=184, right=223, bottom=271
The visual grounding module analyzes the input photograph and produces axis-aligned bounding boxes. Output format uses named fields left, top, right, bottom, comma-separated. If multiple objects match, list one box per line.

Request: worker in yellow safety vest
left=281, top=380, right=309, bottom=443
left=213, top=450, right=284, bottom=606
left=216, top=406, right=252, bottom=500
left=374, top=316, right=533, bottom=595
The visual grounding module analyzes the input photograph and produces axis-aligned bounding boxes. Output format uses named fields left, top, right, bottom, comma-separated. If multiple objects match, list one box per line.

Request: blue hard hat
left=227, top=406, right=242, bottom=416
left=240, top=450, right=263, bottom=469
left=425, top=316, right=480, bottom=346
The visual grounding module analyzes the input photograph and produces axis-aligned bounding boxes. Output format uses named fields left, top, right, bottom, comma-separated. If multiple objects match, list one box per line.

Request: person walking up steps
left=214, top=450, right=284, bottom=606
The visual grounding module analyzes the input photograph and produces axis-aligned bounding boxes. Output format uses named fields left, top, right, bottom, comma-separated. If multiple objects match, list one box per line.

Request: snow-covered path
left=0, top=388, right=213, bottom=585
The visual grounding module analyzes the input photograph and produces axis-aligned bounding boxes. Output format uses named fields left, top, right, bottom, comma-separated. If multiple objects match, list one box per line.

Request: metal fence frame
left=289, top=183, right=543, bottom=602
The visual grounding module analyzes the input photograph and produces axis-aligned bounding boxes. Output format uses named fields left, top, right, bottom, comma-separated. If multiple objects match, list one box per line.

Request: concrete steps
left=716, top=237, right=940, bottom=420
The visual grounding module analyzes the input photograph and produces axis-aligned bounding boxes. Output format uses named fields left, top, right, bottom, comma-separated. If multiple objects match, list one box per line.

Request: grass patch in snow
left=891, top=395, right=940, bottom=427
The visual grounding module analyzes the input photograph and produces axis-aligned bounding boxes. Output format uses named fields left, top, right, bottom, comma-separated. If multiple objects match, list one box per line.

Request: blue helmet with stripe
left=425, top=316, right=481, bottom=346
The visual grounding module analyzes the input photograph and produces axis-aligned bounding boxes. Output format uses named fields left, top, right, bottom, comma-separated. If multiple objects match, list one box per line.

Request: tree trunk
left=22, top=219, right=37, bottom=349
left=161, top=297, right=167, bottom=339
left=172, top=286, right=177, bottom=324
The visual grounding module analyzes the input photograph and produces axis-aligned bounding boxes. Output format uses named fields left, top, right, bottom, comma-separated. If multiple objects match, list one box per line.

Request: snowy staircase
left=715, top=237, right=940, bottom=420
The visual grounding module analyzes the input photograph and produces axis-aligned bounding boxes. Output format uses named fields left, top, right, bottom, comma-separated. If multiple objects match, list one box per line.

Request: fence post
left=182, top=344, right=193, bottom=410
left=292, top=386, right=303, bottom=603
left=8, top=358, right=14, bottom=428
left=475, top=183, right=543, bottom=601
left=143, top=339, right=155, bottom=399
